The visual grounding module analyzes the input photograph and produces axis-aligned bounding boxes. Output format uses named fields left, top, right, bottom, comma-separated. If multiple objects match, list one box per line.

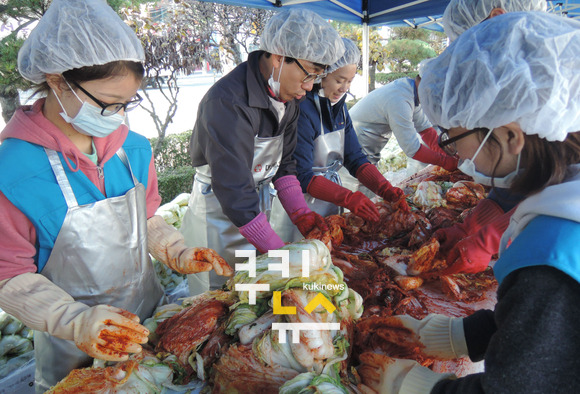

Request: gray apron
left=34, top=148, right=165, bottom=392
left=271, top=95, right=346, bottom=243
left=181, top=134, right=284, bottom=295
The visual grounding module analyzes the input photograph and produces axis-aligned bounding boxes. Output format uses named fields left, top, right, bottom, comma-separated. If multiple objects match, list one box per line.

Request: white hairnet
left=259, top=8, right=345, bottom=66
left=327, top=38, right=360, bottom=74
left=419, top=12, right=580, bottom=142
left=18, top=0, right=144, bottom=83
left=443, top=0, right=547, bottom=42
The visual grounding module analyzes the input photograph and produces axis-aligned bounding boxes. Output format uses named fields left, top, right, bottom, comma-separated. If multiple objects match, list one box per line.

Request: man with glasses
left=426, top=0, right=548, bottom=276
left=180, top=8, right=345, bottom=295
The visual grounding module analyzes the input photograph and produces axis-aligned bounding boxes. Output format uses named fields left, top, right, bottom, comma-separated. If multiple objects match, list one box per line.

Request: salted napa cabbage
left=230, top=240, right=332, bottom=295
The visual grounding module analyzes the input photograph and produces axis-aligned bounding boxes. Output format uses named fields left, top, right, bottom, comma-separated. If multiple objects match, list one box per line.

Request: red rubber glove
left=293, top=211, right=329, bottom=238
left=273, top=175, right=328, bottom=237
left=355, top=163, right=410, bottom=212
left=307, top=175, right=380, bottom=222
left=440, top=208, right=513, bottom=274
left=412, top=144, right=458, bottom=171
left=239, top=212, right=285, bottom=253
left=434, top=198, right=505, bottom=254
left=419, top=127, right=448, bottom=155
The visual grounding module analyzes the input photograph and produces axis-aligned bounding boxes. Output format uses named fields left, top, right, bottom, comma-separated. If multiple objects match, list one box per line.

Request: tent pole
left=362, top=21, right=369, bottom=96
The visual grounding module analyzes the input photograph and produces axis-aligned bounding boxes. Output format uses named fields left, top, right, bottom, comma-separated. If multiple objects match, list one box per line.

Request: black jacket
left=189, top=51, right=300, bottom=227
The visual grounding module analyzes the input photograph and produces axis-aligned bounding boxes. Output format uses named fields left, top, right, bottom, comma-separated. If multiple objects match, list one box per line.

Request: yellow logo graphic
left=272, top=291, right=335, bottom=315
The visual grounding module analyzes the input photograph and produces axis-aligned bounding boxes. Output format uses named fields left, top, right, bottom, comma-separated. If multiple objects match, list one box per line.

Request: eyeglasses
left=72, top=81, right=143, bottom=116
left=438, top=127, right=489, bottom=156
left=293, top=59, right=327, bottom=84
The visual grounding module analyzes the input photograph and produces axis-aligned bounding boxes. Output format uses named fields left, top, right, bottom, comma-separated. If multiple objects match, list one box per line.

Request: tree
left=332, top=22, right=390, bottom=93
left=384, top=39, right=437, bottom=73
left=121, top=1, right=271, bottom=158
left=0, top=0, right=144, bottom=122
left=0, top=0, right=48, bottom=122
left=181, top=1, right=273, bottom=71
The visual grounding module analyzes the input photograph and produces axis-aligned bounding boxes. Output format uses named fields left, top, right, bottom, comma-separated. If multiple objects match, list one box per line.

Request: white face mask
left=457, top=128, right=521, bottom=188
left=53, top=81, right=125, bottom=138
left=268, top=58, right=284, bottom=98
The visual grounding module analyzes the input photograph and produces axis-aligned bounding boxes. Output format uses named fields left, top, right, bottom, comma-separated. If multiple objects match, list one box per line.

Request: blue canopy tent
left=196, top=0, right=579, bottom=94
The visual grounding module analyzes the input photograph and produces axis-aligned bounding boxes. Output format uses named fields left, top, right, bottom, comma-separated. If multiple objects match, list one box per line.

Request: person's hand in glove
left=355, top=163, right=410, bottom=212
left=412, top=144, right=458, bottom=172
left=358, top=352, right=455, bottom=394
left=389, top=314, right=468, bottom=359
left=147, top=215, right=234, bottom=276
left=74, top=305, right=149, bottom=361
left=440, top=207, right=513, bottom=275
left=307, top=175, right=380, bottom=222
left=239, top=212, right=285, bottom=253
left=433, top=198, right=505, bottom=254
left=0, top=274, right=148, bottom=362
left=273, top=175, right=330, bottom=237
left=293, top=211, right=329, bottom=237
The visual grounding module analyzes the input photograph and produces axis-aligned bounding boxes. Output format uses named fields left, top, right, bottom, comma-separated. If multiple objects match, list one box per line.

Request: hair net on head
left=327, top=38, right=360, bottom=74
left=18, top=0, right=144, bottom=83
left=417, top=58, right=434, bottom=78
left=419, top=12, right=580, bottom=142
left=443, top=0, right=547, bottom=42
left=259, top=8, right=345, bottom=66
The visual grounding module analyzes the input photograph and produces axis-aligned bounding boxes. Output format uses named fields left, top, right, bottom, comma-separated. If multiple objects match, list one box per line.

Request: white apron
left=181, top=134, right=284, bottom=295
left=271, top=95, right=346, bottom=243
left=34, top=148, right=165, bottom=392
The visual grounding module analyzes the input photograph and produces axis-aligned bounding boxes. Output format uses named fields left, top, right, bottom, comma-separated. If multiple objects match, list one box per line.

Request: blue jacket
left=0, top=132, right=152, bottom=271
left=293, top=89, right=368, bottom=192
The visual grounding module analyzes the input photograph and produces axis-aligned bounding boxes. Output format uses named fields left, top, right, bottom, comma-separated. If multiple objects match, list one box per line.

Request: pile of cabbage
left=155, top=193, right=190, bottom=230
left=144, top=239, right=365, bottom=393
left=0, top=310, right=34, bottom=379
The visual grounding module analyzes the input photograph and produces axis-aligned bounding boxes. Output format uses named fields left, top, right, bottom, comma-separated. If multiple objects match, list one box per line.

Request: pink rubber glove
left=273, top=175, right=329, bottom=237
left=412, top=144, right=458, bottom=171
left=307, top=175, right=380, bottom=222
left=238, top=212, right=285, bottom=253
left=440, top=206, right=514, bottom=275
left=434, top=198, right=505, bottom=254
left=356, top=163, right=409, bottom=212
left=419, top=127, right=448, bottom=155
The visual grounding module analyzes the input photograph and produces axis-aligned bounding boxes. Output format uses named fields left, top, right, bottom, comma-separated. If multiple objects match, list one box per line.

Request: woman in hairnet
left=0, top=0, right=231, bottom=390
left=357, top=12, right=580, bottom=393
left=180, top=8, right=344, bottom=295
left=431, top=0, right=549, bottom=277
left=271, top=38, right=408, bottom=242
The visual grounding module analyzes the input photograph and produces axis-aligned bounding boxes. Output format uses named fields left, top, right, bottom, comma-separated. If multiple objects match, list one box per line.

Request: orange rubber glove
left=307, top=175, right=380, bottom=222
left=148, top=215, right=233, bottom=276
left=74, top=305, right=150, bottom=361
left=0, top=273, right=148, bottom=362
left=356, top=163, right=410, bottom=212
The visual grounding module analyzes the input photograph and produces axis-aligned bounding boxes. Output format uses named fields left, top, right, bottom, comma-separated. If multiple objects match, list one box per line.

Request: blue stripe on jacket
left=494, top=215, right=580, bottom=285
left=0, top=131, right=152, bottom=271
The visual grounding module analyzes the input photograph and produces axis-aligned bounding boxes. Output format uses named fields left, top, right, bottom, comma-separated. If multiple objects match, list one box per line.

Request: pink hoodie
left=0, top=98, right=161, bottom=280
